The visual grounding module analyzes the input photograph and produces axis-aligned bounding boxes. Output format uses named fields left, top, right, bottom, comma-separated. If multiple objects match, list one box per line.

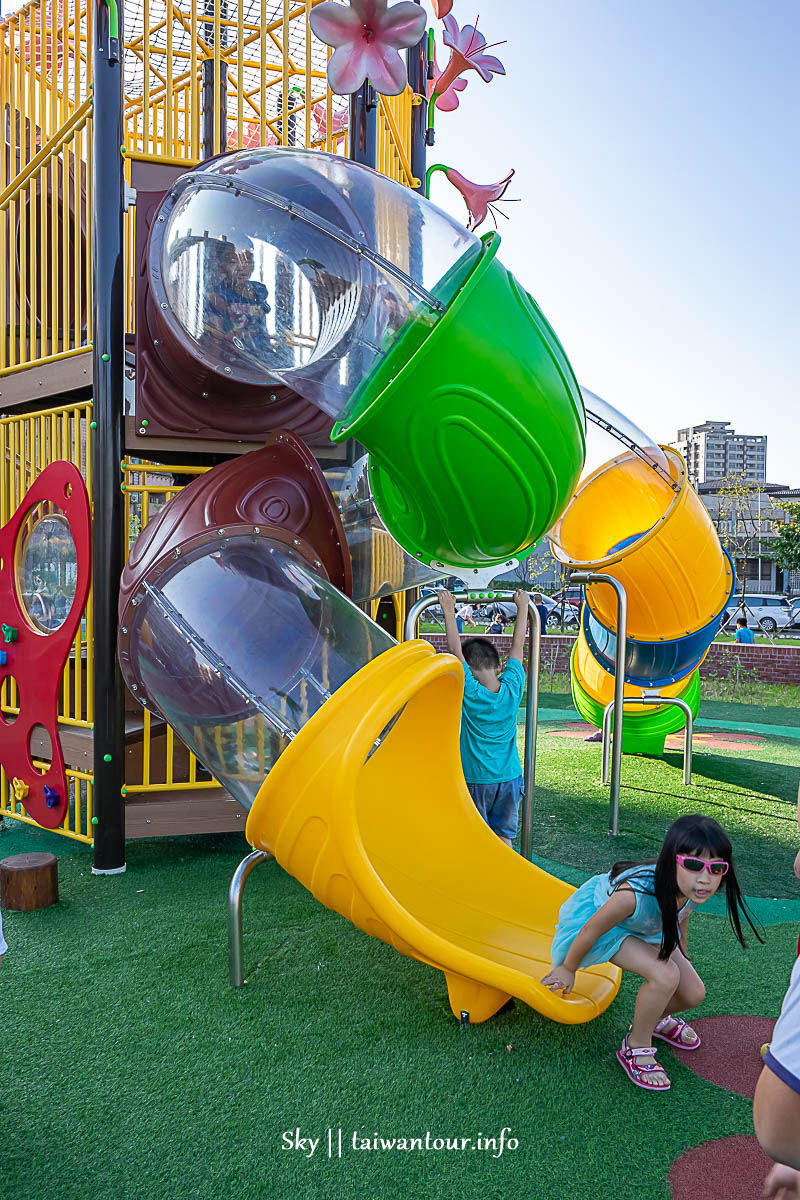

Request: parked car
left=550, top=585, right=584, bottom=611
left=720, top=593, right=795, bottom=634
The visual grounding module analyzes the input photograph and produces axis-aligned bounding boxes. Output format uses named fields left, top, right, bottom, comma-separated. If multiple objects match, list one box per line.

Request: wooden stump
left=0, top=852, right=59, bottom=911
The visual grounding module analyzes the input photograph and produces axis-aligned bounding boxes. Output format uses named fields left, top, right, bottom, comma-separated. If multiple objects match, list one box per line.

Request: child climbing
left=439, top=588, right=528, bottom=847
left=541, top=814, right=761, bottom=1092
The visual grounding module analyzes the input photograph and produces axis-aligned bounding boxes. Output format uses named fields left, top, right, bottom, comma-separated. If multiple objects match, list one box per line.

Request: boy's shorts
left=466, top=776, right=523, bottom=840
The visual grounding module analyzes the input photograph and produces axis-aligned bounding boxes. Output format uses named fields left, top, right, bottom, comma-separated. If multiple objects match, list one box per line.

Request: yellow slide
left=246, top=641, right=620, bottom=1024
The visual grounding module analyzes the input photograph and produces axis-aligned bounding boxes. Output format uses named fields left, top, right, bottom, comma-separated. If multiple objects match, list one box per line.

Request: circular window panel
left=15, top=502, right=79, bottom=633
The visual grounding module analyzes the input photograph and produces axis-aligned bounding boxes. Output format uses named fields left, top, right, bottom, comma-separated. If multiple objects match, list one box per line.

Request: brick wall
left=421, top=634, right=800, bottom=685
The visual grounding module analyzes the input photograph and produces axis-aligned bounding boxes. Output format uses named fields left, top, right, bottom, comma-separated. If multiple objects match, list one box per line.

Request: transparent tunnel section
left=549, top=390, right=678, bottom=570
left=155, top=148, right=482, bottom=422
left=325, top=456, right=442, bottom=603
left=122, top=532, right=395, bottom=810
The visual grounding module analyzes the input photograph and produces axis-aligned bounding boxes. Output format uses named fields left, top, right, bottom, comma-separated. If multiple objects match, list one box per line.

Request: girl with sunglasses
left=541, top=814, right=761, bottom=1092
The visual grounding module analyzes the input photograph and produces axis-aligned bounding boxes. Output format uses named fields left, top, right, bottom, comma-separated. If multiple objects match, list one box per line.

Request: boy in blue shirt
left=735, top=616, right=755, bottom=644
left=439, top=589, right=528, bottom=846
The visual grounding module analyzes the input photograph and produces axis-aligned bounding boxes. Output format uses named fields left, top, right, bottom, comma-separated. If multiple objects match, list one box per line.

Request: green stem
left=102, top=0, right=119, bottom=39
left=425, top=162, right=450, bottom=200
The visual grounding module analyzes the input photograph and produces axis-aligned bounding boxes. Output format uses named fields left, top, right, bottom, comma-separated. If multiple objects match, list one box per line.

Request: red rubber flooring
left=669, top=1135, right=774, bottom=1200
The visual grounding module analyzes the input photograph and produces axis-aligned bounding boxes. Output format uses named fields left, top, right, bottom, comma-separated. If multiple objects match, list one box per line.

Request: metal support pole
left=602, top=696, right=694, bottom=787
left=520, top=597, right=541, bottom=862
left=406, top=4, right=427, bottom=191
left=405, top=589, right=540, bottom=858
left=228, top=849, right=272, bottom=987
left=91, top=0, right=126, bottom=874
left=348, top=81, right=378, bottom=168
left=201, top=0, right=228, bottom=159
left=570, top=574, right=627, bottom=837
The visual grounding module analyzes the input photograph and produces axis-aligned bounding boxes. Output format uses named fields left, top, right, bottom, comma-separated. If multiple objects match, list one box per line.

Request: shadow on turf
left=662, top=750, right=800, bottom=807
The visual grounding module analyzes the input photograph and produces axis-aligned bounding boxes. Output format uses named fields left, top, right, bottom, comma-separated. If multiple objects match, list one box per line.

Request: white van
left=721, top=593, right=794, bottom=634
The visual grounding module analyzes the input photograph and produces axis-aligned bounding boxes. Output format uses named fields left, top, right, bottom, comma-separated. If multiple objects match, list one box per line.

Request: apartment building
left=673, top=420, right=767, bottom=486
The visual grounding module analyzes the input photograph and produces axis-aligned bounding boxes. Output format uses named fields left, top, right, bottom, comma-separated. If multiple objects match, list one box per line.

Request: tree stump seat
left=0, top=852, right=59, bottom=911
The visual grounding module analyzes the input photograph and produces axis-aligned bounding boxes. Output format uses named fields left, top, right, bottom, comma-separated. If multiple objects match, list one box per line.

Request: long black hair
left=609, top=814, right=763, bottom=960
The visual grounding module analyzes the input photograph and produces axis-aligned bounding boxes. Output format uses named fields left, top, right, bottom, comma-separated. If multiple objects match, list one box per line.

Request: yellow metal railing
left=0, top=399, right=95, bottom=842
left=2, top=0, right=415, bottom=373
left=121, top=457, right=221, bottom=797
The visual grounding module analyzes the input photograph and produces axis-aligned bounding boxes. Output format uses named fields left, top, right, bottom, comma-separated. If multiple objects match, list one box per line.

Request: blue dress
left=550, top=865, right=696, bottom=969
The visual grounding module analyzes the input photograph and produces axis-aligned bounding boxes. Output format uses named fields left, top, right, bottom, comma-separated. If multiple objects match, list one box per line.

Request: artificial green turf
left=2, top=695, right=798, bottom=1198
left=522, top=698, right=800, bottom=900
left=1, top=826, right=796, bottom=1200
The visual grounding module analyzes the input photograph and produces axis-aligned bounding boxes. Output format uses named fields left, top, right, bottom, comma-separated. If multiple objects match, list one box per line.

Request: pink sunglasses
left=676, top=853, right=728, bottom=877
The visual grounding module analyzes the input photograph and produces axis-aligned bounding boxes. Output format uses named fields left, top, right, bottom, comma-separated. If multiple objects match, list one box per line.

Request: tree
left=771, top=498, right=800, bottom=575
left=710, top=474, right=771, bottom=616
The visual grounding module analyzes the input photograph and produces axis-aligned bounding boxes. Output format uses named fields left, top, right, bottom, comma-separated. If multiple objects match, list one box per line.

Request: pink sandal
left=616, top=1034, right=671, bottom=1091
left=653, top=1015, right=701, bottom=1051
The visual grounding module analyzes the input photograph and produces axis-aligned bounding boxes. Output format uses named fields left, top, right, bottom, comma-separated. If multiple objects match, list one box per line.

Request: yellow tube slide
left=246, top=641, right=620, bottom=1025
left=552, top=447, right=732, bottom=641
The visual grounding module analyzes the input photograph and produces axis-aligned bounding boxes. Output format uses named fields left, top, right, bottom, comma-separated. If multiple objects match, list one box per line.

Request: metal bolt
left=224, top=367, right=231, bottom=374
left=173, top=548, right=181, bottom=558
left=202, top=391, right=209, bottom=398
left=131, top=684, right=138, bottom=692
left=293, top=538, right=300, bottom=546
left=121, top=627, right=128, bottom=635
left=139, top=427, right=147, bottom=435
left=158, top=215, right=164, bottom=221
left=153, top=339, right=160, bottom=346
left=131, top=598, right=137, bottom=605
left=160, top=302, right=167, bottom=309
left=218, top=528, right=226, bottom=536
left=253, top=526, right=260, bottom=534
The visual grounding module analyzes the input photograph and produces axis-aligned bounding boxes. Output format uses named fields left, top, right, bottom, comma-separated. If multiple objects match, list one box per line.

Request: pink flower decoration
left=309, top=0, right=427, bottom=97
left=434, top=13, right=506, bottom=98
left=427, top=40, right=467, bottom=112
left=444, top=167, right=517, bottom=232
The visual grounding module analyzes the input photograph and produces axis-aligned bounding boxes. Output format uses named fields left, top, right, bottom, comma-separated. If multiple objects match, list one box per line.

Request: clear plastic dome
left=549, top=389, right=680, bottom=566
left=156, top=148, right=482, bottom=421
left=326, top=456, right=443, bottom=603
left=123, top=533, right=394, bottom=810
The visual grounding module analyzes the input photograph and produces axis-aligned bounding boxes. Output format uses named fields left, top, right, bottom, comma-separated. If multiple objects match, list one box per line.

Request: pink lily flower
left=427, top=40, right=468, bottom=112
left=434, top=13, right=506, bottom=98
left=309, top=0, right=427, bottom=97
left=443, top=166, right=517, bottom=232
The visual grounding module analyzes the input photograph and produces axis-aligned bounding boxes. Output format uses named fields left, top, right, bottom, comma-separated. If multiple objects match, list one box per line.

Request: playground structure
left=1, top=0, right=732, bottom=1025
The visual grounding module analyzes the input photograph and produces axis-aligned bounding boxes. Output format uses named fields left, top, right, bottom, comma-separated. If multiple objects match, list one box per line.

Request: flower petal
left=431, top=0, right=452, bottom=17
left=379, top=1, right=427, bottom=47
left=441, top=14, right=461, bottom=50
left=309, top=1, right=363, bottom=48
left=327, top=43, right=370, bottom=93
left=366, top=44, right=410, bottom=94
left=469, top=53, right=505, bottom=82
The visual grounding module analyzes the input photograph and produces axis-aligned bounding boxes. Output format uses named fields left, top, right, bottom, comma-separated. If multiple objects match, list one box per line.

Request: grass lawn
left=1, top=694, right=798, bottom=1199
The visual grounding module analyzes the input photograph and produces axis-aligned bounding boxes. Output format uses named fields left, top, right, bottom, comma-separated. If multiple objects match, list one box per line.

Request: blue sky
left=423, top=0, right=799, bottom=484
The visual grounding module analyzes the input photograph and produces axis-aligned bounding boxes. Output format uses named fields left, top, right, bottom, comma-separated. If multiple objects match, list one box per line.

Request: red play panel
left=0, top=462, right=91, bottom=828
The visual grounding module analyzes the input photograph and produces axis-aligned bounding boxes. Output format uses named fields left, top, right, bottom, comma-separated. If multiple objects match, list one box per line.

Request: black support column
left=407, top=6, right=427, bottom=191
left=91, top=0, right=126, bottom=873
left=348, top=81, right=377, bottom=168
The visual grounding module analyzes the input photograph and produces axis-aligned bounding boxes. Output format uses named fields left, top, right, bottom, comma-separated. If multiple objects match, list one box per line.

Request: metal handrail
left=602, top=695, right=694, bottom=787
left=569, top=574, right=628, bottom=836
left=405, top=589, right=541, bottom=860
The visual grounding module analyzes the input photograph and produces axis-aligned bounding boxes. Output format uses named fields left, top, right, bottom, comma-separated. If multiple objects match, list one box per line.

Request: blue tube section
left=582, top=550, right=736, bottom=687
